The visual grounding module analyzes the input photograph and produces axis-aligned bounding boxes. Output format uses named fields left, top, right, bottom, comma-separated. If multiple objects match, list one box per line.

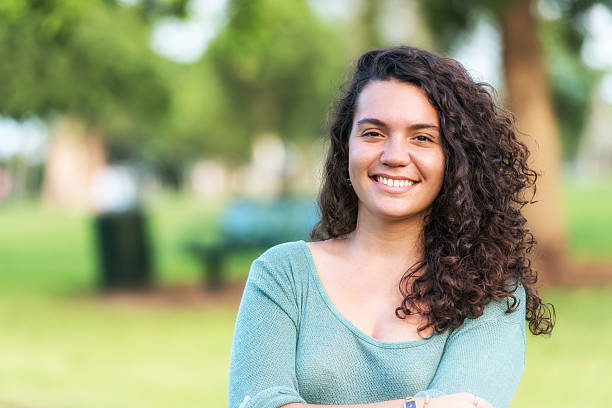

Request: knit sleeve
left=414, top=285, right=527, bottom=408
left=228, top=250, right=307, bottom=408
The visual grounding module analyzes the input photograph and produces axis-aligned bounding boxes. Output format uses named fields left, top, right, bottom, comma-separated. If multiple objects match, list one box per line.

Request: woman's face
left=347, top=79, right=445, bottom=222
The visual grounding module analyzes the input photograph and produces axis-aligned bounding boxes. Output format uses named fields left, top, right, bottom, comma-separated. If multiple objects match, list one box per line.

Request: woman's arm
left=281, top=393, right=493, bottom=408
left=228, top=254, right=307, bottom=408
left=413, top=285, right=527, bottom=408
left=281, top=398, right=405, bottom=408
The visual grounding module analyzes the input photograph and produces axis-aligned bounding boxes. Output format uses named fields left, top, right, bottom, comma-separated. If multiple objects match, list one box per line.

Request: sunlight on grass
left=563, top=182, right=612, bottom=260
left=512, top=287, right=612, bottom=407
left=0, top=288, right=609, bottom=407
left=0, top=293, right=237, bottom=408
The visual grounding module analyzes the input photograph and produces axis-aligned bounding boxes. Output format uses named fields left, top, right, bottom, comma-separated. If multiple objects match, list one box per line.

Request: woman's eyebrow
left=355, top=118, right=388, bottom=129
left=408, top=123, right=439, bottom=132
left=356, top=118, right=439, bottom=132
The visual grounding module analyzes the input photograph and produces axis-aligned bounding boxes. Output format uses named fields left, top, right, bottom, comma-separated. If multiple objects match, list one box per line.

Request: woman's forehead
left=354, top=79, right=439, bottom=127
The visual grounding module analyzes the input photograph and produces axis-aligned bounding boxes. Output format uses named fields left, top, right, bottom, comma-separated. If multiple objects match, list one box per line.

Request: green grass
left=563, top=182, right=612, bottom=260
left=0, top=184, right=611, bottom=407
left=0, top=293, right=236, bottom=408
left=513, top=287, right=612, bottom=407
left=0, top=201, right=97, bottom=293
left=0, top=288, right=609, bottom=407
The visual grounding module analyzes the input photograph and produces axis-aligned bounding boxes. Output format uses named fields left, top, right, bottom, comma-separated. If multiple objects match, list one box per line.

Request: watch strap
left=404, top=396, right=417, bottom=408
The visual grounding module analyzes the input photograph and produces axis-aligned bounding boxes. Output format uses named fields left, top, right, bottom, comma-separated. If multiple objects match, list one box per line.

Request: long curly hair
left=311, top=46, right=555, bottom=336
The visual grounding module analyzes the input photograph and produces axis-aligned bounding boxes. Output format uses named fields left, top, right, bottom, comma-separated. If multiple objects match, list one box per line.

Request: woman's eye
left=415, top=135, right=432, bottom=142
left=363, top=131, right=383, bottom=138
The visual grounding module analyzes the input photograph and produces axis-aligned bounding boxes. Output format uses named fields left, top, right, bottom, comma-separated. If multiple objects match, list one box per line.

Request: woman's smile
left=369, top=175, right=419, bottom=193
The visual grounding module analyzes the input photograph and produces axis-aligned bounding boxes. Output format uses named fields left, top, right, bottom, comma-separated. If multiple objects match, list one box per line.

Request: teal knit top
left=228, top=241, right=526, bottom=408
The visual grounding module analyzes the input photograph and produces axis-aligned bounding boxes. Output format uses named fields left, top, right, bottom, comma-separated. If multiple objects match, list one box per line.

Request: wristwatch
left=404, top=396, right=417, bottom=408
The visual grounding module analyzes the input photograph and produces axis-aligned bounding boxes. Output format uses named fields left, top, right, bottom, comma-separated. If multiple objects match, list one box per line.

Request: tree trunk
left=42, top=116, right=107, bottom=211
left=500, top=0, right=568, bottom=285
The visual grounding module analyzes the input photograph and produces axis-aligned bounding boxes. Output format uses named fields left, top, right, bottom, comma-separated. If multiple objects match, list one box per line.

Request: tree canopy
left=0, top=0, right=354, bottom=163
left=0, top=0, right=185, bottom=148
left=419, top=0, right=610, bottom=159
left=201, top=0, right=350, bottom=158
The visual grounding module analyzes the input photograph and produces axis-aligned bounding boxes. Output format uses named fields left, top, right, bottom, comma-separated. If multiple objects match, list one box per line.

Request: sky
left=0, top=117, right=46, bottom=163
left=150, top=0, right=228, bottom=63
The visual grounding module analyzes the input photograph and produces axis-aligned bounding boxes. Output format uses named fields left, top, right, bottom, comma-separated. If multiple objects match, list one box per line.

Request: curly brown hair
left=311, top=46, right=555, bottom=336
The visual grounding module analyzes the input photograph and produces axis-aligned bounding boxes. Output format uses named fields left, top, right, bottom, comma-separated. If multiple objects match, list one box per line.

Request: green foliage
left=418, top=0, right=612, bottom=161
left=0, top=0, right=355, bottom=162
left=150, top=58, right=242, bottom=162
left=535, top=1, right=612, bottom=160
left=540, top=18, right=599, bottom=160
left=126, top=0, right=190, bottom=20
left=0, top=0, right=175, bottom=144
left=418, top=0, right=511, bottom=51
left=203, top=0, right=350, bottom=157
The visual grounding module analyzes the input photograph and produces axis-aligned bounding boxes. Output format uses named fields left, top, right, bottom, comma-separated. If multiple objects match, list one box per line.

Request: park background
left=1, top=0, right=611, bottom=407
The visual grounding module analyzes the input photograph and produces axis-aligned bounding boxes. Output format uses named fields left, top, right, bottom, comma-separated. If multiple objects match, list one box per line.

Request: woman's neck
left=343, top=208, right=425, bottom=275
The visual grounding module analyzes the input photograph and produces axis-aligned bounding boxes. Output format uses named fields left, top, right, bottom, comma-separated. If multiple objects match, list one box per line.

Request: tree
left=0, top=0, right=194, bottom=148
left=418, top=0, right=610, bottom=284
left=202, top=0, right=349, bottom=160
left=0, top=0, right=195, bottom=201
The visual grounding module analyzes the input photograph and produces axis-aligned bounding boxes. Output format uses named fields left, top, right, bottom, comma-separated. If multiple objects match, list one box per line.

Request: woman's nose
left=380, top=136, right=411, bottom=167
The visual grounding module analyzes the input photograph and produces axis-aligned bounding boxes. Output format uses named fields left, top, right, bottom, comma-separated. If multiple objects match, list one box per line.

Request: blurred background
left=0, top=0, right=611, bottom=407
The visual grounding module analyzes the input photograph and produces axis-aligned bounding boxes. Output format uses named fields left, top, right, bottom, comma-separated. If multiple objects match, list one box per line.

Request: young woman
left=228, top=46, right=555, bottom=408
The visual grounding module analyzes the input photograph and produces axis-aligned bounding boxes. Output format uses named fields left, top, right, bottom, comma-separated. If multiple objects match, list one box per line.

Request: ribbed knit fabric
left=228, top=241, right=526, bottom=408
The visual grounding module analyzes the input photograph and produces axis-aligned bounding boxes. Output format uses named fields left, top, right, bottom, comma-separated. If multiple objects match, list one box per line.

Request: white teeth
left=376, top=176, right=416, bottom=187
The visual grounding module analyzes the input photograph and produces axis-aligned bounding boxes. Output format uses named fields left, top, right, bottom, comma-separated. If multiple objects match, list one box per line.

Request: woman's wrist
left=402, top=396, right=429, bottom=408
left=417, top=396, right=431, bottom=408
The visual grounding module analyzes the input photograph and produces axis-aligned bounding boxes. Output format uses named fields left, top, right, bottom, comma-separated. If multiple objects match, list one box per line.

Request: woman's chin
left=370, top=207, right=426, bottom=222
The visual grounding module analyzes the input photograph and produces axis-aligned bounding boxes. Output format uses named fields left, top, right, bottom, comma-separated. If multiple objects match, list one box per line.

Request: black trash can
left=94, top=210, right=152, bottom=289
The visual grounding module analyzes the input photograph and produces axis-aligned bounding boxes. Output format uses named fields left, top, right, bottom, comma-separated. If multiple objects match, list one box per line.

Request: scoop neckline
left=298, top=240, right=437, bottom=349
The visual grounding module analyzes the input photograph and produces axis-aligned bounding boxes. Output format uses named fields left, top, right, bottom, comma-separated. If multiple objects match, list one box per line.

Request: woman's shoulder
left=452, top=283, right=527, bottom=335
left=256, top=240, right=309, bottom=266
left=248, top=241, right=311, bottom=291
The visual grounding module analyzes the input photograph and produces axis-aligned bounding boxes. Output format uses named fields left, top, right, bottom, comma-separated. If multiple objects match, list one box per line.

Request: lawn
left=514, top=286, right=612, bottom=407
left=564, top=181, right=612, bottom=260
left=0, top=183, right=610, bottom=407
left=0, top=293, right=236, bottom=407
left=0, top=287, right=609, bottom=408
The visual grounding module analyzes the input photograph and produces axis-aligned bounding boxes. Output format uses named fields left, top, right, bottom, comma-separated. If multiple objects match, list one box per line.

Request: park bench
left=185, top=197, right=319, bottom=289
